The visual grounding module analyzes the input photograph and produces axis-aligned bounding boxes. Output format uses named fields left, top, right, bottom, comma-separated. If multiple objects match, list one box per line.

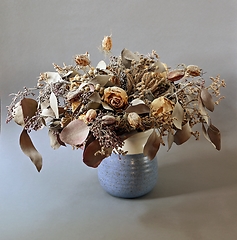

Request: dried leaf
left=125, top=103, right=150, bottom=114
left=44, top=72, right=62, bottom=83
left=202, top=123, right=215, bottom=148
left=167, top=69, right=185, bottom=81
left=50, top=92, right=59, bottom=118
left=12, top=101, right=25, bottom=126
left=174, top=122, right=192, bottom=145
left=198, top=96, right=209, bottom=124
left=167, top=130, right=174, bottom=151
left=21, top=98, right=38, bottom=120
left=83, top=140, right=112, bottom=168
left=96, top=60, right=106, bottom=70
left=201, top=88, right=215, bottom=112
left=90, top=75, right=110, bottom=87
left=143, top=129, right=161, bottom=160
left=121, top=48, right=140, bottom=68
left=172, top=101, right=184, bottom=130
left=60, top=119, right=89, bottom=146
left=48, top=129, right=61, bottom=150
left=207, top=123, right=221, bottom=150
left=101, top=101, right=113, bottom=111
left=153, top=60, right=167, bottom=73
left=19, top=130, right=42, bottom=172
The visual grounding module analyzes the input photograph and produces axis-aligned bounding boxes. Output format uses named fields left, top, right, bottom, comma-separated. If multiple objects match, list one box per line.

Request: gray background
left=0, top=1, right=237, bottom=239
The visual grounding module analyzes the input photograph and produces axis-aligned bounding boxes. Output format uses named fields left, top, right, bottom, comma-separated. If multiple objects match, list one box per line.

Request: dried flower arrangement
left=6, top=36, right=226, bottom=172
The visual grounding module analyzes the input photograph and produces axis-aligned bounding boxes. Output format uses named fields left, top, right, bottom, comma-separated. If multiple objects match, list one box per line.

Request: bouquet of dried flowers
left=6, top=36, right=226, bottom=171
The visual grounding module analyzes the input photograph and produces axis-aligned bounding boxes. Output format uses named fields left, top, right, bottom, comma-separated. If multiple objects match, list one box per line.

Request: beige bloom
left=127, top=112, right=141, bottom=129
left=150, top=96, right=174, bottom=117
left=103, top=86, right=128, bottom=109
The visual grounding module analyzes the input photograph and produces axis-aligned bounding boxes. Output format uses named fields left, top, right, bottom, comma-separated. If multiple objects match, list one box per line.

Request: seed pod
left=102, top=115, right=116, bottom=125
left=186, top=65, right=202, bottom=77
left=167, top=69, right=185, bottom=81
left=101, top=35, right=112, bottom=53
left=127, top=112, right=141, bottom=129
left=85, top=109, right=97, bottom=122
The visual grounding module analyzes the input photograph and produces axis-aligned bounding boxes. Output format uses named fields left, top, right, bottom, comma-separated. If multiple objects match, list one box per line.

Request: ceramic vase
left=97, top=130, right=158, bottom=198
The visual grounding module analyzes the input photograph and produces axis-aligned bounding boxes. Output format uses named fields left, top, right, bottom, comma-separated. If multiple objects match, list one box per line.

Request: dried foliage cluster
left=6, top=36, right=226, bottom=171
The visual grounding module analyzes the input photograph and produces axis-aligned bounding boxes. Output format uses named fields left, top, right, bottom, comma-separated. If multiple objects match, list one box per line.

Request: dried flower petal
left=103, top=86, right=128, bottom=109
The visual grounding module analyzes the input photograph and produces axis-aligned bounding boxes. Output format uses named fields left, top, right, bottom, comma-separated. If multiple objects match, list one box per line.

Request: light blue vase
left=97, top=153, right=158, bottom=198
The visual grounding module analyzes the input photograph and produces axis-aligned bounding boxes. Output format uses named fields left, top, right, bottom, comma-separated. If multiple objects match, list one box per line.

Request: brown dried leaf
left=172, top=101, right=184, bottom=130
left=202, top=123, right=215, bottom=148
left=121, top=48, right=140, bottom=68
left=90, top=75, right=110, bottom=87
left=207, top=123, right=221, bottom=150
left=48, top=129, right=61, bottom=150
left=125, top=103, right=150, bottom=114
left=83, top=140, right=112, bottom=168
left=50, top=92, right=59, bottom=118
left=167, top=130, right=174, bottom=151
left=19, top=130, right=42, bottom=172
left=167, top=69, right=185, bottom=81
left=60, top=119, right=89, bottom=146
left=201, top=88, right=215, bottom=112
left=143, top=129, right=161, bottom=160
left=198, top=96, right=209, bottom=124
left=21, top=98, right=38, bottom=120
left=174, top=122, right=192, bottom=145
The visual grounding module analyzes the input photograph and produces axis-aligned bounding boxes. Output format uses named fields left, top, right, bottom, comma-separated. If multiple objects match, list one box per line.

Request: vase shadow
left=142, top=149, right=237, bottom=199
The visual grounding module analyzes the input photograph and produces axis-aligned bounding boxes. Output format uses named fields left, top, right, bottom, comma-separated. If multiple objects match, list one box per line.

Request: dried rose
left=103, top=86, right=128, bottom=109
left=127, top=112, right=141, bottom=129
left=150, top=96, right=174, bottom=117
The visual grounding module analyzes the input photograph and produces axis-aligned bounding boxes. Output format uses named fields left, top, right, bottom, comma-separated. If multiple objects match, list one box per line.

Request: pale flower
left=150, top=96, right=174, bottom=117
left=103, top=86, right=128, bottom=109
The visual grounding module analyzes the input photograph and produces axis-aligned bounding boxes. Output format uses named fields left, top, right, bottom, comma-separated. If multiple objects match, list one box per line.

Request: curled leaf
left=83, top=140, right=112, bottom=168
left=172, top=101, right=184, bottom=130
left=201, top=88, right=215, bottom=112
left=125, top=103, right=150, bottom=114
left=198, top=96, right=209, bottom=124
left=121, top=48, right=140, bottom=68
left=50, top=92, right=59, bottom=118
left=167, top=130, right=174, bottom=151
left=207, top=123, right=221, bottom=150
left=19, top=130, right=42, bottom=172
left=48, top=129, right=61, bottom=150
left=21, top=98, right=38, bottom=120
left=143, top=129, right=161, bottom=160
left=60, top=119, right=89, bottom=146
left=174, top=122, right=192, bottom=145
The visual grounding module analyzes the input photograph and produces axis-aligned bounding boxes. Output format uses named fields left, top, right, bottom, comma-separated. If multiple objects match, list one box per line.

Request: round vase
left=97, top=130, right=158, bottom=198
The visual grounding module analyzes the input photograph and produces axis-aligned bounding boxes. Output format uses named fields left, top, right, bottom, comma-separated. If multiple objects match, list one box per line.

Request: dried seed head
left=74, top=52, right=90, bottom=66
left=167, top=69, right=185, bottom=82
left=102, top=115, right=116, bottom=125
left=101, top=35, right=112, bottom=53
left=127, top=112, right=141, bottom=129
left=186, top=65, right=202, bottom=77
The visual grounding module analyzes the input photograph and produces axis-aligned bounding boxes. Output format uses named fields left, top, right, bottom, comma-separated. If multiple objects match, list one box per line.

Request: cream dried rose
left=103, top=86, right=128, bottom=109
left=150, top=96, right=174, bottom=117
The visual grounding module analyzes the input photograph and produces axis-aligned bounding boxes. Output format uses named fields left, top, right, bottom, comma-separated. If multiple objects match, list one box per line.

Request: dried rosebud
left=127, top=112, right=141, bottom=129
left=103, top=86, right=128, bottom=109
left=186, top=65, right=202, bottom=77
left=150, top=96, right=174, bottom=117
left=85, top=109, right=97, bottom=122
left=167, top=69, right=185, bottom=82
left=102, top=115, right=116, bottom=125
left=74, top=52, right=90, bottom=66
